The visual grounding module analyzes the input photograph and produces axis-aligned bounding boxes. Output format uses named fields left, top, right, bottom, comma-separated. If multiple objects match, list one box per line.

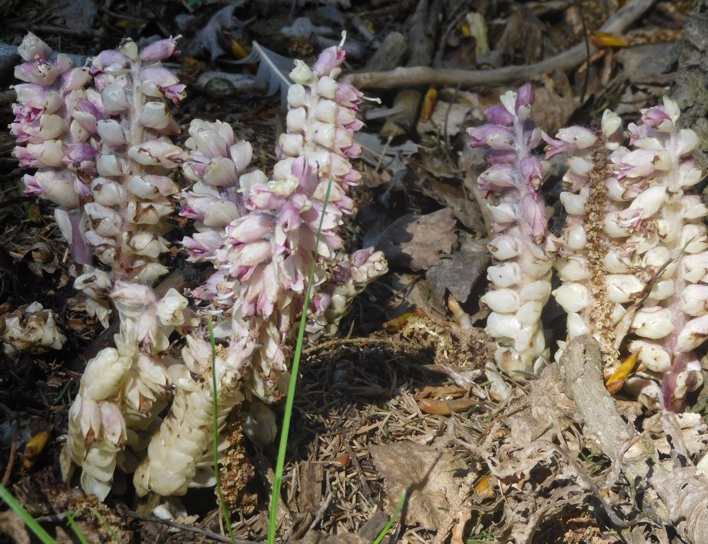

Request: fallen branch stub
left=561, top=337, right=668, bottom=521
left=560, top=336, right=708, bottom=542
left=343, top=0, right=657, bottom=90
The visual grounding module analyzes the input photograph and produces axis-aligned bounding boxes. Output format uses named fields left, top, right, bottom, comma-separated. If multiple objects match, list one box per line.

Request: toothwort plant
left=547, top=98, right=707, bottom=411
left=12, top=34, right=184, bottom=326
left=133, top=41, right=387, bottom=497
left=10, top=33, right=386, bottom=503
left=469, top=84, right=560, bottom=376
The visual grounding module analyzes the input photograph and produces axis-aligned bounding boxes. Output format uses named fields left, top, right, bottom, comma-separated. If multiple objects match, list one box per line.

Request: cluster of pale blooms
left=469, top=84, right=559, bottom=376
left=11, top=33, right=386, bottom=503
left=474, top=90, right=708, bottom=411
left=0, top=302, right=66, bottom=355
left=62, top=283, right=193, bottom=499
left=12, top=33, right=184, bottom=325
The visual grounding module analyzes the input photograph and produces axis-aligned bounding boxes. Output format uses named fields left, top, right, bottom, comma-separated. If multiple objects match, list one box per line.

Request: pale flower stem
left=67, top=208, right=91, bottom=266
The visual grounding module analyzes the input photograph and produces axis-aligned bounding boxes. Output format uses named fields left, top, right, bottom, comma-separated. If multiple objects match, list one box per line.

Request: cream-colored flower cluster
left=12, top=33, right=384, bottom=506
left=12, top=33, right=184, bottom=327
left=0, top=302, right=66, bottom=355
left=469, top=84, right=559, bottom=376
left=546, top=97, right=706, bottom=410
left=132, top=42, right=386, bottom=499
left=474, top=89, right=707, bottom=411
left=62, top=284, right=192, bottom=500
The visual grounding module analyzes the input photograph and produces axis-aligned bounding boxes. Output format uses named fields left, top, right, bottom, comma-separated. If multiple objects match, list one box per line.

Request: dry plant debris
left=371, top=441, right=470, bottom=530
left=376, top=207, right=459, bottom=271
left=2, top=0, right=708, bottom=542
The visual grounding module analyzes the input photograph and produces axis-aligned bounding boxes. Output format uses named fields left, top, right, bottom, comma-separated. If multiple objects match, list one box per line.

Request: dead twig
left=2, top=419, right=18, bottom=487
left=346, top=442, right=373, bottom=496
left=119, top=505, right=258, bottom=544
left=308, top=487, right=334, bottom=532
left=561, top=337, right=668, bottom=514
left=344, top=0, right=657, bottom=90
left=7, top=23, right=102, bottom=37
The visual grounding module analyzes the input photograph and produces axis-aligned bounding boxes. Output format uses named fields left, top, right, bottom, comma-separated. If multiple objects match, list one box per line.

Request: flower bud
left=101, top=85, right=130, bottom=114
left=138, top=101, right=171, bottom=130
left=96, top=120, right=127, bottom=146
left=631, top=307, right=674, bottom=339
left=481, top=288, right=522, bottom=313
left=18, top=33, right=52, bottom=61
left=140, top=37, right=180, bottom=62
left=290, top=60, right=315, bottom=85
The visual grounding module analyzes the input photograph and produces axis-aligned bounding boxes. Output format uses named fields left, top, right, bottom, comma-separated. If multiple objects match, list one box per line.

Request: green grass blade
left=66, top=512, right=89, bottom=544
left=372, top=489, right=406, bottom=544
left=208, top=315, right=236, bottom=543
left=268, top=176, right=334, bottom=543
left=89, top=507, right=120, bottom=543
left=0, top=483, right=57, bottom=544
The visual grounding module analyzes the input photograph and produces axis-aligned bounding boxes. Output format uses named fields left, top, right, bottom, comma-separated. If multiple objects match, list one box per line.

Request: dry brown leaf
left=652, top=412, right=708, bottom=463
left=615, top=43, right=675, bottom=85
left=495, top=9, right=548, bottom=64
left=0, top=511, right=30, bottom=544
left=371, top=441, right=468, bottom=530
left=417, top=100, right=473, bottom=136
left=418, top=397, right=478, bottom=415
left=426, top=232, right=488, bottom=305
left=655, top=468, right=708, bottom=543
left=408, top=158, right=487, bottom=234
left=529, top=87, right=577, bottom=138
left=376, top=208, right=458, bottom=271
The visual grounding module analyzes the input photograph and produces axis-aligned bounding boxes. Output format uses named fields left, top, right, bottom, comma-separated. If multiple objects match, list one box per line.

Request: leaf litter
left=2, top=0, right=708, bottom=542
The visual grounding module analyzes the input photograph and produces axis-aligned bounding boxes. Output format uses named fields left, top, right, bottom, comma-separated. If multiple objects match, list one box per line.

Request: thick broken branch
left=560, top=337, right=668, bottom=520
left=344, top=0, right=657, bottom=90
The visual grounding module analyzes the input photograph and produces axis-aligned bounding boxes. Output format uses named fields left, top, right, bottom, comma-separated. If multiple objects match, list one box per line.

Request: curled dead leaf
left=418, top=397, right=477, bottom=415
left=23, top=430, right=50, bottom=471
left=605, top=350, right=640, bottom=394
left=474, top=475, right=495, bottom=499
left=332, top=453, right=350, bottom=468
left=383, top=308, right=425, bottom=332
left=420, top=88, right=438, bottom=123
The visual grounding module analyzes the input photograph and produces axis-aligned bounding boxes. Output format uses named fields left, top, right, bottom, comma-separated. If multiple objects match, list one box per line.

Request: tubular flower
left=552, top=98, right=707, bottom=411
left=470, top=84, right=559, bottom=376
left=12, top=33, right=92, bottom=265
left=12, top=33, right=183, bottom=287
left=62, top=283, right=193, bottom=500
left=0, top=302, right=66, bottom=355
left=135, top=43, right=386, bottom=498
left=549, top=110, right=625, bottom=370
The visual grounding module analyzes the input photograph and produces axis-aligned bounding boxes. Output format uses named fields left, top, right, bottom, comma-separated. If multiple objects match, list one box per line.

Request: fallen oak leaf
left=371, top=441, right=469, bottom=530
left=376, top=208, right=458, bottom=271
